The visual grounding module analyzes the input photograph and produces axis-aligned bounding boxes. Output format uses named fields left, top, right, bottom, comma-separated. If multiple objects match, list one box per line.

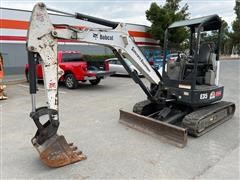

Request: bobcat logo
left=93, top=33, right=98, bottom=40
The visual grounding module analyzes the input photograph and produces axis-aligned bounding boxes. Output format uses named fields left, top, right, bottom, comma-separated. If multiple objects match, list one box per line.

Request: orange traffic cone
left=0, top=53, right=7, bottom=100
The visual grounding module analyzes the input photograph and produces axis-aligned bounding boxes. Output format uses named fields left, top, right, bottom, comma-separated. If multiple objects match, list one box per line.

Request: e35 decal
left=200, top=93, right=208, bottom=100
left=200, top=90, right=222, bottom=100
left=209, top=91, right=216, bottom=99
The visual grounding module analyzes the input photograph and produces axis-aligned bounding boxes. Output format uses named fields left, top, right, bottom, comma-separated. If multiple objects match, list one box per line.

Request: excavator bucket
left=119, top=109, right=187, bottom=148
left=31, top=135, right=86, bottom=168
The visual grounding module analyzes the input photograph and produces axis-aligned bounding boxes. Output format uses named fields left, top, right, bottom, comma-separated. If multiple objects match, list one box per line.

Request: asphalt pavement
left=0, top=60, right=239, bottom=179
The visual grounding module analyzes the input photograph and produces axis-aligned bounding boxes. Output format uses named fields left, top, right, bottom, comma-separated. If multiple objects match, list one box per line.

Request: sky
left=0, top=0, right=237, bottom=27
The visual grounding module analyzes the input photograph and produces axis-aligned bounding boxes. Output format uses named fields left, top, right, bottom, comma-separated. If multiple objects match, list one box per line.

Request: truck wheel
left=89, top=78, right=101, bottom=85
left=64, top=74, right=78, bottom=89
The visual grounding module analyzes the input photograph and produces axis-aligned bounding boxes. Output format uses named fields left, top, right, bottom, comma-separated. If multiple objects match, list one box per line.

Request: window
left=116, top=60, right=122, bottom=65
left=62, top=53, right=85, bottom=62
left=109, top=59, right=119, bottom=65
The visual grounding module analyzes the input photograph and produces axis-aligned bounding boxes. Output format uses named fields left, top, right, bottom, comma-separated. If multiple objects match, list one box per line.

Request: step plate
left=119, top=109, right=187, bottom=148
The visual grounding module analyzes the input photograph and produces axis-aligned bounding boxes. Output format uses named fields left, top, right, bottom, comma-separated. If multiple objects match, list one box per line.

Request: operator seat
left=188, top=43, right=212, bottom=64
left=184, top=43, right=213, bottom=85
left=198, top=43, right=212, bottom=63
left=167, top=54, right=186, bottom=80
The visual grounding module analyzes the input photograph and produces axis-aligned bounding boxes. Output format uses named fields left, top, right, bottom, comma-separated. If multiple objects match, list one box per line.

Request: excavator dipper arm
left=27, top=3, right=86, bottom=168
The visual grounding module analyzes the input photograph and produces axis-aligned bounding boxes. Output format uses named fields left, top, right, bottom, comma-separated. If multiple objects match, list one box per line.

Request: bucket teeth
left=70, top=146, right=78, bottom=151
left=32, top=135, right=86, bottom=168
left=76, top=151, right=83, bottom=155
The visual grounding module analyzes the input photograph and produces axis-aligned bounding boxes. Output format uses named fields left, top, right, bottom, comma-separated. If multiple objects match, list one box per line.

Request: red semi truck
left=25, top=51, right=114, bottom=89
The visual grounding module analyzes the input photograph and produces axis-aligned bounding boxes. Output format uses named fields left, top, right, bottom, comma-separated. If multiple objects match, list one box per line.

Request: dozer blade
left=31, top=135, right=86, bottom=168
left=119, top=109, right=187, bottom=148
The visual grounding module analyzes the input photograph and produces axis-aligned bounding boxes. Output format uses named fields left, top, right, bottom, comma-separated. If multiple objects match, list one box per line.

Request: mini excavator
left=27, top=3, right=235, bottom=168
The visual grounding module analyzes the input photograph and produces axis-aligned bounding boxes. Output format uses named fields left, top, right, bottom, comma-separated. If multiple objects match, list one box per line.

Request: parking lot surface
left=1, top=60, right=239, bottom=179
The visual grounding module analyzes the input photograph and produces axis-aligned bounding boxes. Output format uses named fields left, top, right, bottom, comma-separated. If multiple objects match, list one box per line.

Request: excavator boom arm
left=27, top=4, right=161, bottom=86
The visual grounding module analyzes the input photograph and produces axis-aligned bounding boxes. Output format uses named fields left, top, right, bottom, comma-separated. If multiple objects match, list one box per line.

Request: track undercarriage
left=119, top=100, right=235, bottom=147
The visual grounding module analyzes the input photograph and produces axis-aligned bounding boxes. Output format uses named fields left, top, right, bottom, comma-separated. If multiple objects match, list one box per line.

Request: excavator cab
left=162, top=15, right=223, bottom=107
left=127, top=15, right=235, bottom=145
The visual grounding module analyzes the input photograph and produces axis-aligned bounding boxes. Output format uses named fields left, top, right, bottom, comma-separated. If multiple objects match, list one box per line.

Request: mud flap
left=119, top=109, right=187, bottom=148
left=32, top=135, right=86, bottom=168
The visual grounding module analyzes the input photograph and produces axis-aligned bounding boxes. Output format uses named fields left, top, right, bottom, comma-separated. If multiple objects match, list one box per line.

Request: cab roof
left=168, top=14, right=221, bottom=31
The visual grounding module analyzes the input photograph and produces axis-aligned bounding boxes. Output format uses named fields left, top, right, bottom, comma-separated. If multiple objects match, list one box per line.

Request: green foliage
left=146, top=0, right=189, bottom=47
left=214, top=1, right=240, bottom=55
left=230, top=20, right=240, bottom=45
left=84, top=54, right=115, bottom=62
left=229, top=1, right=240, bottom=54
left=201, top=20, right=231, bottom=54
left=234, top=1, right=240, bottom=20
left=83, top=54, right=115, bottom=69
left=230, top=1, right=240, bottom=46
left=221, top=21, right=233, bottom=54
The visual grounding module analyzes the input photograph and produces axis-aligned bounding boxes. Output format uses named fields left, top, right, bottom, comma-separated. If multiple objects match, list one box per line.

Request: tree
left=201, top=20, right=231, bottom=54
left=234, top=0, right=240, bottom=19
left=230, top=1, right=240, bottom=54
left=221, top=21, right=233, bottom=55
left=146, top=0, right=189, bottom=48
left=204, top=1, right=240, bottom=55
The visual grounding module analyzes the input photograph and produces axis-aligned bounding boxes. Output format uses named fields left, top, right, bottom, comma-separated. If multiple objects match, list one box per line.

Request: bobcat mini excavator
left=27, top=3, right=235, bottom=168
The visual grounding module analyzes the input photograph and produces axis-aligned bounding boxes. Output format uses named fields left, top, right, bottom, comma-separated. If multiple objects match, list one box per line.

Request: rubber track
left=133, top=100, right=153, bottom=114
left=182, top=101, right=235, bottom=137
